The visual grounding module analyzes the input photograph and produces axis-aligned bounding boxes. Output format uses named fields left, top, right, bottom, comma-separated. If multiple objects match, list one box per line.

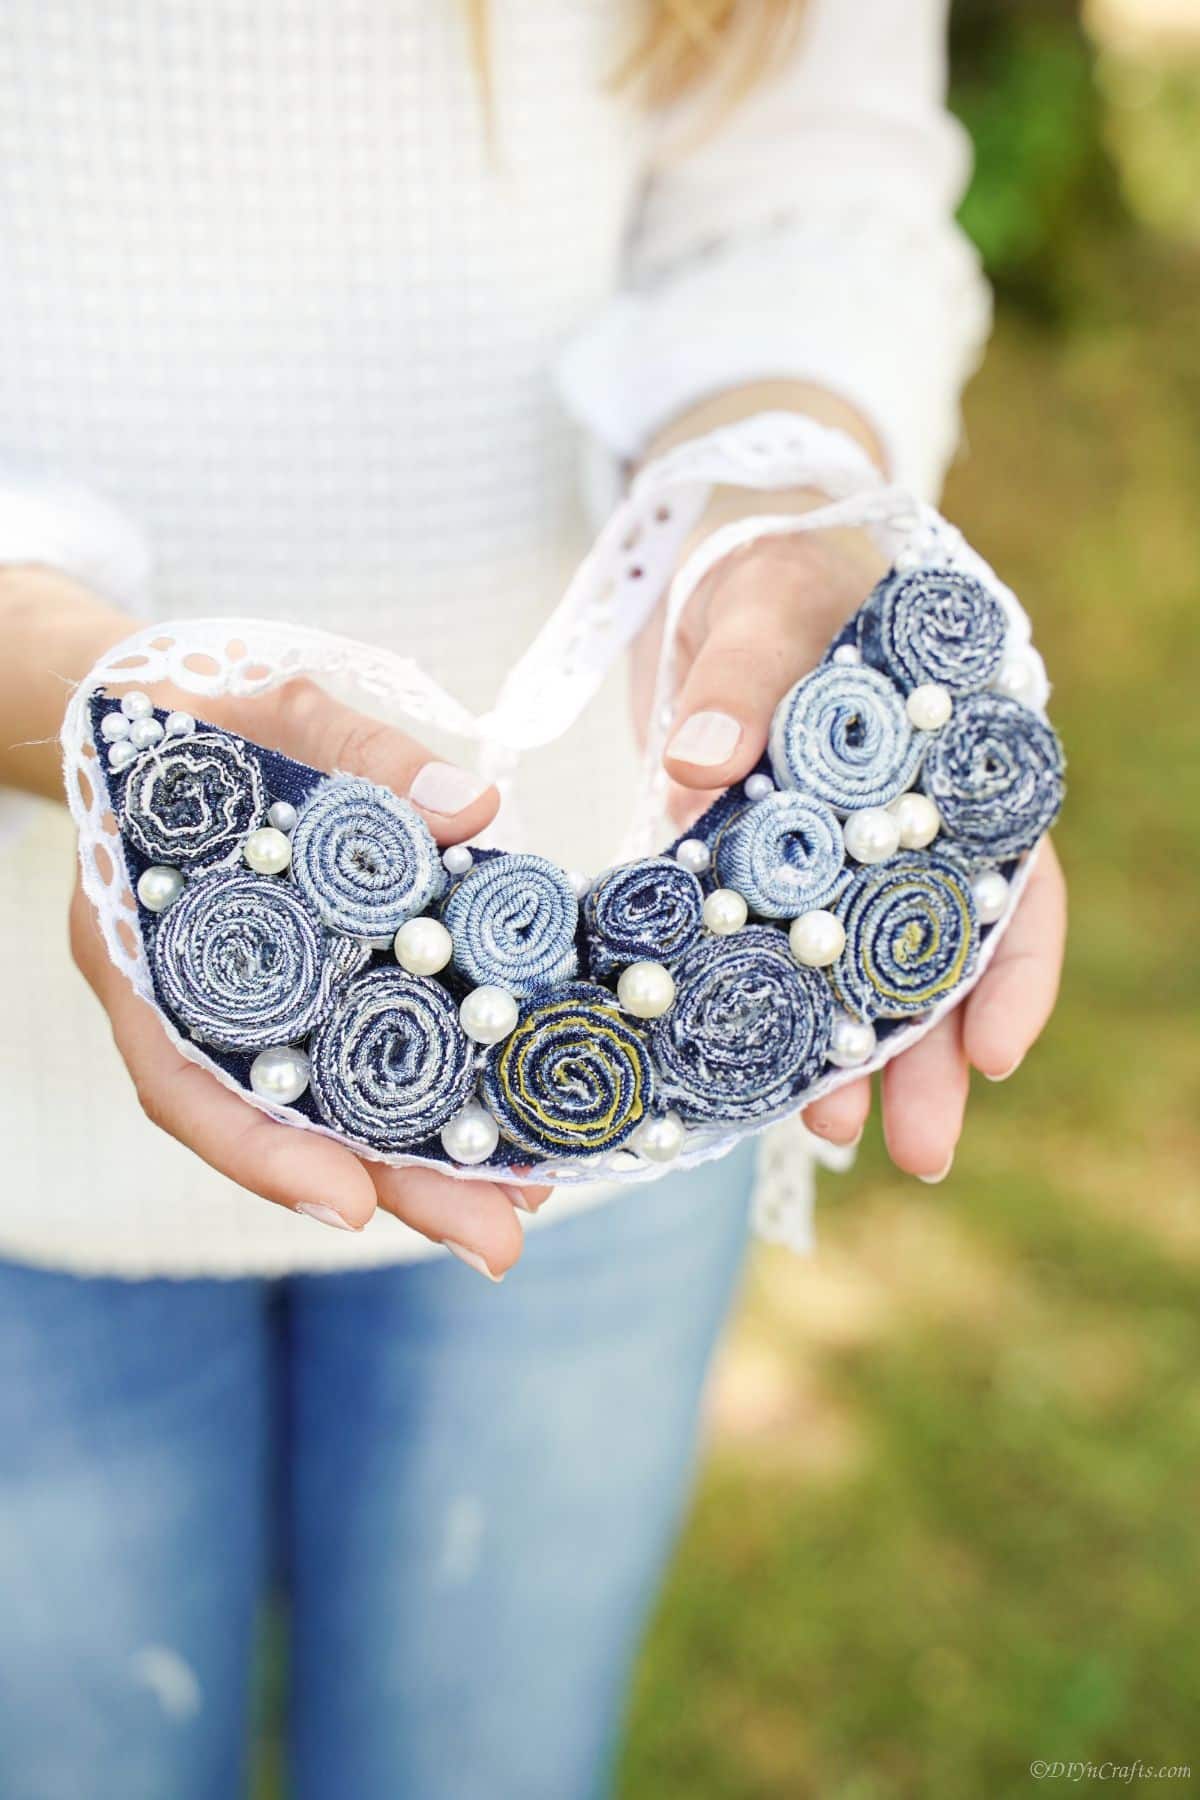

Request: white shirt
left=0, top=0, right=989, bottom=1276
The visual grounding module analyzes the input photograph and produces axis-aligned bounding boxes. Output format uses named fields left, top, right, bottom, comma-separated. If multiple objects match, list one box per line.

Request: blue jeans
left=0, top=1145, right=753, bottom=1800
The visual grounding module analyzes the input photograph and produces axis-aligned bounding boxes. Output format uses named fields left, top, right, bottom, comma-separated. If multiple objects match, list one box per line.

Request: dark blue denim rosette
left=858, top=566, right=1008, bottom=695
left=921, top=692, right=1065, bottom=860
left=829, top=852, right=979, bottom=1022
left=122, top=732, right=265, bottom=868
left=583, top=856, right=704, bottom=976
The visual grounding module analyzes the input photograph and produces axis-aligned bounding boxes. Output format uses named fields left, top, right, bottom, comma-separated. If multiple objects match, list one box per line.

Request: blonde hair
left=463, top=2, right=807, bottom=117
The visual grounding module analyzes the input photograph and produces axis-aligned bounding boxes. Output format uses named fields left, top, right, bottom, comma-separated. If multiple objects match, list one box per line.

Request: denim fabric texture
left=482, top=983, right=653, bottom=1158
left=921, top=692, right=1066, bottom=859
left=714, top=789, right=850, bottom=919
left=121, top=731, right=266, bottom=867
left=582, top=857, right=704, bottom=978
left=441, top=853, right=580, bottom=999
left=308, top=967, right=475, bottom=1152
left=858, top=565, right=1008, bottom=695
left=829, top=851, right=979, bottom=1022
left=767, top=662, right=924, bottom=812
left=151, top=867, right=342, bottom=1053
left=0, top=1143, right=756, bottom=1800
left=290, top=774, right=445, bottom=939
left=649, top=926, right=833, bottom=1124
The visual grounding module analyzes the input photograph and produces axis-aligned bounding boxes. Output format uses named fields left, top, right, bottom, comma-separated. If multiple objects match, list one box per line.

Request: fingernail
left=409, top=761, right=490, bottom=816
left=917, top=1155, right=954, bottom=1186
left=296, top=1202, right=360, bottom=1232
left=984, top=1058, right=1022, bottom=1083
left=442, top=1240, right=504, bottom=1283
left=667, top=710, right=742, bottom=768
left=501, top=1184, right=539, bottom=1215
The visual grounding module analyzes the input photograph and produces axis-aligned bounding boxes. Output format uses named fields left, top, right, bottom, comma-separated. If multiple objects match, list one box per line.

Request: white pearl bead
left=889, top=791, right=941, bottom=851
left=744, top=773, right=775, bottom=801
left=789, top=909, right=846, bottom=968
left=832, top=643, right=863, bottom=666
left=242, top=826, right=292, bottom=875
left=393, top=916, right=453, bottom=976
left=993, top=655, right=1037, bottom=705
left=440, top=1102, right=500, bottom=1166
left=442, top=844, right=474, bottom=877
left=828, top=1013, right=877, bottom=1068
left=107, top=739, right=138, bottom=772
left=460, top=985, right=519, bottom=1045
left=675, top=838, right=710, bottom=875
left=249, top=1045, right=311, bottom=1105
left=129, top=715, right=164, bottom=750
left=120, top=690, right=153, bottom=721
left=633, top=1110, right=686, bottom=1163
left=267, top=800, right=298, bottom=834
left=972, top=869, right=1010, bottom=925
left=843, top=807, right=900, bottom=865
left=136, top=865, right=184, bottom=912
left=164, top=710, right=195, bottom=738
left=617, top=960, right=676, bottom=1019
left=905, top=683, right=953, bottom=731
left=567, top=870, right=591, bottom=899
left=703, top=888, right=748, bottom=936
left=99, top=711, right=130, bottom=742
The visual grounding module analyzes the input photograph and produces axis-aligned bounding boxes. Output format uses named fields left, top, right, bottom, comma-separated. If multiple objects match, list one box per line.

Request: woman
left=0, top=2, right=1065, bottom=1794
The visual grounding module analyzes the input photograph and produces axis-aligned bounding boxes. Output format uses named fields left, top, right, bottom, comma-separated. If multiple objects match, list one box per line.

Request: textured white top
left=0, top=0, right=989, bottom=1277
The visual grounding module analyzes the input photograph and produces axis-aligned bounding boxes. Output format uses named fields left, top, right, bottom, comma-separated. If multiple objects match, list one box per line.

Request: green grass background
left=617, top=12, right=1200, bottom=1797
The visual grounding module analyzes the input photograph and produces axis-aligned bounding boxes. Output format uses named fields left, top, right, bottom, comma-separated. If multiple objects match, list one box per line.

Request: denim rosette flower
left=767, top=663, right=924, bottom=813
left=829, top=851, right=979, bottom=1021
left=583, top=857, right=703, bottom=977
left=308, top=967, right=475, bottom=1151
left=858, top=566, right=1007, bottom=695
left=481, top=983, right=652, bottom=1157
left=290, top=775, right=445, bottom=940
left=150, top=867, right=342, bottom=1052
left=921, top=693, right=1065, bottom=861
left=714, top=790, right=849, bottom=919
left=121, top=732, right=265, bottom=868
left=649, top=926, right=833, bottom=1124
left=443, top=853, right=579, bottom=997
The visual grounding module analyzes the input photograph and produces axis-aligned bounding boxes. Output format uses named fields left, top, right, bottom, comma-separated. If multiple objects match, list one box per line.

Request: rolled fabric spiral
left=290, top=775, right=445, bottom=939
left=649, top=926, right=833, bottom=1124
left=858, top=565, right=1008, bottom=696
left=308, top=967, right=476, bottom=1151
left=443, top=853, right=579, bottom=997
left=583, top=857, right=704, bottom=977
left=121, top=731, right=265, bottom=868
left=481, top=983, right=652, bottom=1158
left=829, top=851, right=978, bottom=1021
left=768, top=663, right=924, bottom=813
left=150, top=868, right=341, bottom=1052
left=920, top=692, right=1065, bottom=861
left=714, top=790, right=849, bottom=919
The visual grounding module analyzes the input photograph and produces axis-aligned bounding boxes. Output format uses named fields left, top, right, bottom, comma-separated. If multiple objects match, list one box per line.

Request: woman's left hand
left=632, top=528, right=1067, bottom=1183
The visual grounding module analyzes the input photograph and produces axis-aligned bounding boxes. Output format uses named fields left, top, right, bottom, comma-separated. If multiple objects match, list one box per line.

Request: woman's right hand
left=68, top=669, right=549, bottom=1280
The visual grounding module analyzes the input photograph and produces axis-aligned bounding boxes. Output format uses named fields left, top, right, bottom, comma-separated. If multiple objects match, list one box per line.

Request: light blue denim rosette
left=921, top=693, right=1065, bottom=860
left=481, top=983, right=652, bottom=1157
left=768, top=663, right=924, bottom=812
left=290, top=775, right=445, bottom=940
left=150, top=867, right=342, bottom=1052
left=858, top=565, right=1008, bottom=695
left=121, top=732, right=265, bottom=868
left=714, top=790, right=849, bottom=919
left=649, top=926, right=833, bottom=1123
left=443, top=853, right=579, bottom=997
left=829, top=851, right=979, bottom=1021
left=308, top=967, right=475, bottom=1151
left=583, top=857, right=704, bottom=977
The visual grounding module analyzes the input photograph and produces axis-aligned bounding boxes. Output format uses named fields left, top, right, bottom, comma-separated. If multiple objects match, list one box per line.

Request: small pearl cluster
left=103, top=693, right=195, bottom=773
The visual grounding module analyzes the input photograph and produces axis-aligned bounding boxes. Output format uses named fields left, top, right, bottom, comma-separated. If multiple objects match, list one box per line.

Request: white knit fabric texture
left=0, top=0, right=990, bottom=1277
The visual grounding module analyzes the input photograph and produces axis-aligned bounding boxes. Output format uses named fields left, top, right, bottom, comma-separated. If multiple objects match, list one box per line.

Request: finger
left=370, top=1164, right=554, bottom=1280
left=803, top=1075, right=871, bottom=1147
left=881, top=1012, right=970, bottom=1182
left=249, top=677, right=500, bottom=846
left=964, top=840, right=1067, bottom=1082
left=75, top=925, right=378, bottom=1229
